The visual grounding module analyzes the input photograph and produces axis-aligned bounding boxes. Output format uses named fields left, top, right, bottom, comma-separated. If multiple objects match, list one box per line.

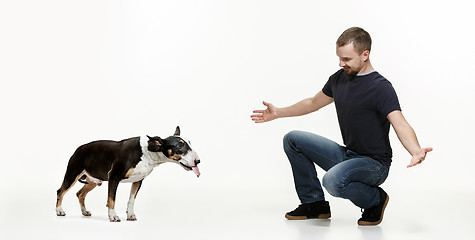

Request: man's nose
left=339, top=60, right=345, bottom=67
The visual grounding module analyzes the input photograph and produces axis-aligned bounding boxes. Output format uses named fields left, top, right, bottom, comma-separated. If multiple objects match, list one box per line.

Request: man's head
left=336, top=27, right=372, bottom=76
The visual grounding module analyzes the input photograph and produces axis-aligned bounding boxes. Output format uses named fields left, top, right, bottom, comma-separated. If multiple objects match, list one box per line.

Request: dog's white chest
left=121, top=161, right=156, bottom=183
left=121, top=145, right=163, bottom=183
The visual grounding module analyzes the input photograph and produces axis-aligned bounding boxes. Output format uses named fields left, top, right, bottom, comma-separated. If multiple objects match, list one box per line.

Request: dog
left=56, top=126, right=200, bottom=222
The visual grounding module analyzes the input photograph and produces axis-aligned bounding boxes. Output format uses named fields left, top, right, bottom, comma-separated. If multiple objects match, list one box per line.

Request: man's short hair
left=336, top=27, right=372, bottom=54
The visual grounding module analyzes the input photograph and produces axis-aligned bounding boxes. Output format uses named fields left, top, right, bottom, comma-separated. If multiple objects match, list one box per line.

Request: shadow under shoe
left=358, top=187, right=389, bottom=226
left=285, top=200, right=331, bottom=220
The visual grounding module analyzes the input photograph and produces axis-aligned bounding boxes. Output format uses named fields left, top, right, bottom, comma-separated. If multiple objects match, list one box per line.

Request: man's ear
left=174, top=126, right=181, bottom=136
left=362, top=50, right=370, bottom=61
left=147, top=135, right=163, bottom=152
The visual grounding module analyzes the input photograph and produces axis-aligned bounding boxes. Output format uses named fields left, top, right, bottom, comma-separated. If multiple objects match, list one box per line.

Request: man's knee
left=283, top=130, right=300, bottom=152
left=322, top=171, right=346, bottom=197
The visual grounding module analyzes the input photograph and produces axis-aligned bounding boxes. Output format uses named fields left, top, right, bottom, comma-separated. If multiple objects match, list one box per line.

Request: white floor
left=2, top=185, right=474, bottom=240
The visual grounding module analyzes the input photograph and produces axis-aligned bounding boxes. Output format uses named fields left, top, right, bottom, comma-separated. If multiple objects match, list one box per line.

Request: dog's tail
left=78, top=174, right=88, bottom=184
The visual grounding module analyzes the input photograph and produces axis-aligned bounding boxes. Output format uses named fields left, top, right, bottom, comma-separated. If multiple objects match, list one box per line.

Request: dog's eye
left=177, top=142, right=185, bottom=148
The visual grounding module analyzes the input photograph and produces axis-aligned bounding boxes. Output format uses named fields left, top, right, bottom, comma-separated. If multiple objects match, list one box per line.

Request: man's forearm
left=276, top=91, right=334, bottom=119
left=394, top=122, right=422, bottom=156
left=277, top=97, right=318, bottom=118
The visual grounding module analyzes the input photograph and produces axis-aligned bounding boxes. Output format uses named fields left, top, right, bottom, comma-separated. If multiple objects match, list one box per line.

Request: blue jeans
left=283, top=130, right=389, bottom=209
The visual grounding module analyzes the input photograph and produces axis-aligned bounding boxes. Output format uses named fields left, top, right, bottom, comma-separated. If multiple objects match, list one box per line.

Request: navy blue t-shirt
left=322, top=69, right=401, bottom=166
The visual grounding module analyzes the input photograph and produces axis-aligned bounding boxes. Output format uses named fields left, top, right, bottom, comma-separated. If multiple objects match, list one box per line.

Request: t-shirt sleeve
left=322, top=80, right=333, bottom=97
left=376, top=80, right=401, bottom=117
left=322, top=71, right=338, bottom=97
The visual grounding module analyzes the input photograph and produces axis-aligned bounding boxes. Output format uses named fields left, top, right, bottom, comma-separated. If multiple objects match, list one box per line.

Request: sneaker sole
left=285, top=213, right=331, bottom=220
left=357, top=194, right=389, bottom=226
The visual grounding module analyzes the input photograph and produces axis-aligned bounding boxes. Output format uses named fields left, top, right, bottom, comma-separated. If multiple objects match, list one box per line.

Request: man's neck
left=358, top=60, right=374, bottom=75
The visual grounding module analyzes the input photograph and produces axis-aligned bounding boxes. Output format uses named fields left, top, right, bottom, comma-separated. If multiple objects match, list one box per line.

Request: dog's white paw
left=127, top=213, right=137, bottom=221
left=109, top=215, right=121, bottom=222
left=56, top=207, right=66, bottom=216
left=108, top=209, right=121, bottom=222
left=81, top=210, right=92, bottom=216
left=109, top=216, right=121, bottom=222
left=80, top=206, right=92, bottom=216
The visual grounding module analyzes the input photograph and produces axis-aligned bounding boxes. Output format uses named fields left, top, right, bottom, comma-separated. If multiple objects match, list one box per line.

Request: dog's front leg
left=107, top=179, right=121, bottom=222
left=127, top=180, right=143, bottom=221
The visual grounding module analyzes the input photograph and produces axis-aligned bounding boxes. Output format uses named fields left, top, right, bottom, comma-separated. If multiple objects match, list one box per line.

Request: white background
left=1, top=0, right=474, bottom=239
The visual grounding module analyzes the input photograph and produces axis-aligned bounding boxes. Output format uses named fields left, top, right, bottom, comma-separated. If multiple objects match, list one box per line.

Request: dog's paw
left=127, top=214, right=137, bottom=221
left=56, top=207, right=66, bottom=216
left=81, top=210, right=92, bottom=216
left=109, top=215, right=121, bottom=222
left=126, top=210, right=137, bottom=221
left=108, top=209, right=121, bottom=222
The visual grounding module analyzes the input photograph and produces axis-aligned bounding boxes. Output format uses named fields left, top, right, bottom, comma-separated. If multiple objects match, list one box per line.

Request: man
left=251, top=27, right=432, bottom=226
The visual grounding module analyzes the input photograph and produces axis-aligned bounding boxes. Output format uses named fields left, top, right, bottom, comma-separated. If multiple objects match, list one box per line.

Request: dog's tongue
left=192, top=166, right=201, bottom=177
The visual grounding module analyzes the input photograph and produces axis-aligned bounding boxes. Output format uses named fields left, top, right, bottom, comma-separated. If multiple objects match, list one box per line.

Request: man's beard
left=343, top=67, right=358, bottom=77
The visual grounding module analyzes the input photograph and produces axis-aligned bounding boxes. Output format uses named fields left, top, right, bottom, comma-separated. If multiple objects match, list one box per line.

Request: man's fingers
left=407, top=160, right=421, bottom=168
left=251, top=117, right=266, bottom=123
left=251, top=113, right=265, bottom=120
left=418, top=147, right=432, bottom=160
left=407, top=148, right=432, bottom=168
left=252, top=101, right=275, bottom=124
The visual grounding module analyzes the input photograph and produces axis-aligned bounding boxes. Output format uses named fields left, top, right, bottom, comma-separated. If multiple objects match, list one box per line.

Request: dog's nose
left=194, top=159, right=200, bottom=165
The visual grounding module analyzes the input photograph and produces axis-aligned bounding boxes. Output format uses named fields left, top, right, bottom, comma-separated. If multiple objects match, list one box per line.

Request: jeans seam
left=299, top=145, right=342, bottom=169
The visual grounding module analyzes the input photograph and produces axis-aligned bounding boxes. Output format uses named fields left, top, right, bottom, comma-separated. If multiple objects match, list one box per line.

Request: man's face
left=336, top=43, right=369, bottom=76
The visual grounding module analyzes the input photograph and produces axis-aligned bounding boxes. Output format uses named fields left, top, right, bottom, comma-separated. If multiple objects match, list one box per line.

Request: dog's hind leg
left=56, top=172, right=83, bottom=216
left=76, top=178, right=97, bottom=216
left=126, top=180, right=143, bottom=221
left=57, top=150, right=86, bottom=216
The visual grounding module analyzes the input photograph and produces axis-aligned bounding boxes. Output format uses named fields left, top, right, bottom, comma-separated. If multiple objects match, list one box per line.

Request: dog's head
left=146, top=126, right=201, bottom=177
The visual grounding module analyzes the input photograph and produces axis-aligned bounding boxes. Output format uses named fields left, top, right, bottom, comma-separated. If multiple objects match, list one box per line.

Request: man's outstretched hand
left=407, top=147, right=433, bottom=168
left=251, top=101, right=278, bottom=123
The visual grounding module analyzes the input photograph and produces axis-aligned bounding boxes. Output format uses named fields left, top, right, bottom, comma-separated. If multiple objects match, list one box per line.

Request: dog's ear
left=174, top=126, right=180, bottom=136
left=147, top=135, right=163, bottom=152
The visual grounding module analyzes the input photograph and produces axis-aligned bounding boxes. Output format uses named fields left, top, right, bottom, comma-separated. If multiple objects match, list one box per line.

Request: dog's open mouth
left=179, top=162, right=201, bottom=177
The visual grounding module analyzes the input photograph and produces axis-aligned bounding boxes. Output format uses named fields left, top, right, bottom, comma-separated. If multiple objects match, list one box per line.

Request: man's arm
left=251, top=90, right=334, bottom=123
left=387, top=110, right=433, bottom=168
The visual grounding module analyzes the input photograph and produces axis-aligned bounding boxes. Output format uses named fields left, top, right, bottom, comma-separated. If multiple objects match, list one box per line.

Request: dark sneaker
left=358, top=187, right=389, bottom=226
left=285, top=201, right=331, bottom=220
